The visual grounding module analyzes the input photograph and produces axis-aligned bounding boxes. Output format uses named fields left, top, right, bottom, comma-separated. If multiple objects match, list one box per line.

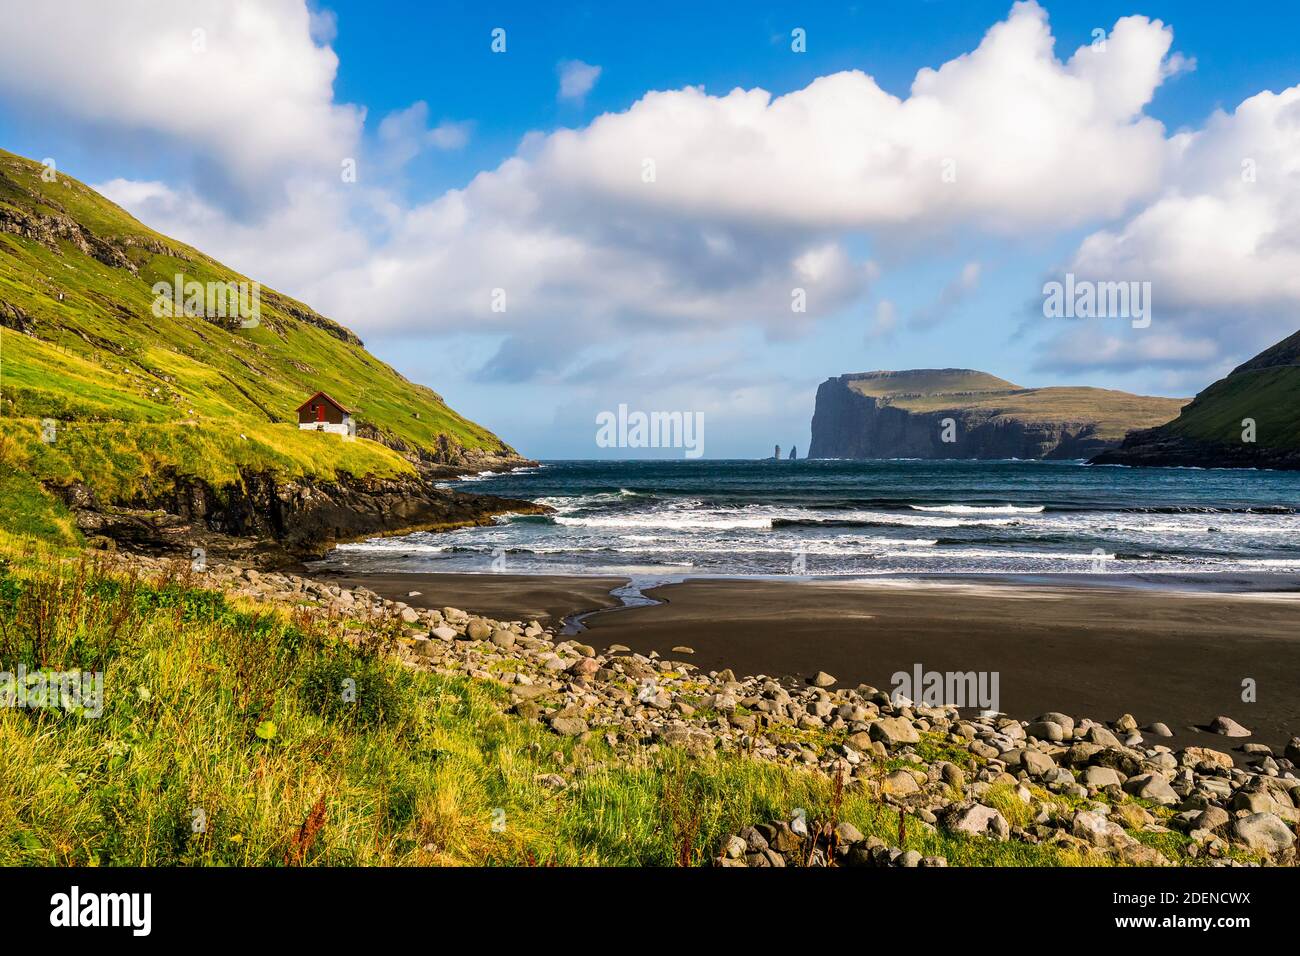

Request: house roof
left=296, top=390, right=352, bottom=415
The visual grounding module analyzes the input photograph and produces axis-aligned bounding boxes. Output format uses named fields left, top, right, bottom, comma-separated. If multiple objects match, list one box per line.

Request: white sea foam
left=910, top=504, right=1046, bottom=514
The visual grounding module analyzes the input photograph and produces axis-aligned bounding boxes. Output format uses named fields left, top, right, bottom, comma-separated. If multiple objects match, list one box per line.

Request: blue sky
left=1, top=1, right=1298, bottom=458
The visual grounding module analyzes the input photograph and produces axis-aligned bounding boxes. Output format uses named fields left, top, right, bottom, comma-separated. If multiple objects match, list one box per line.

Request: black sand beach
left=320, top=569, right=1300, bottom=755
left=318, top=570, right=626, bottom=627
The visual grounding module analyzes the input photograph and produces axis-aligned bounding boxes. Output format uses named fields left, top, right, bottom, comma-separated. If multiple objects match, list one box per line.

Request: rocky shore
left=97, top=551, right=1300, bottom=868
left=58, top=463, right=545, bottom=567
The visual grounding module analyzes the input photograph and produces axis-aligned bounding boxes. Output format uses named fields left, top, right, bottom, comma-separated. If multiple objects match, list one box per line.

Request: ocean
left=317, top=459, right=1300, bottom=581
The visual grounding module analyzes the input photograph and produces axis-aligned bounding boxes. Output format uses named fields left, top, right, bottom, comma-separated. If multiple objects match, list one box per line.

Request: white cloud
left=531, top=3, right=1180, bottom=234
left=95, top=177, right=372, bottom=295
left=1034, top=324, right=1222, bottom=374
left=1047, top=84, right=1300, bottom=373
left=377, top=102, right=471, bottom=169
left=558, top=60, right=602, bottom=102
left=297, top=1, right=1193, bottom=369
left=15, top=0, right=1291, bottom=390
left=0, top=0, right=362, bottom=201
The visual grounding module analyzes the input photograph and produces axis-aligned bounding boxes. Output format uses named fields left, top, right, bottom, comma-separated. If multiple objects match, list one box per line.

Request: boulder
left=549, top=715, right=589, bottom=736
left=567, top=657, right=600, bottom=678
left=944, top=804, right=1009, bottom=841
left=834, top=821, right=865, bottom=845
left=1080, top=765, right=1123, bottom=789
left=1182, top=746, right=1234, bottom=770
left=882, top=770, right=921, bottom=796
left=1071, top=810, right=1132, bottom=850
left=1025, top=720, right=1065, bottom=742
left=1123, top=773, right=1179, bottom=806
left=1194, top=807, right=1231, bottom=832
left=1021, top=750, right=1057, bottom=778
left=1085, top=725, right=1122, bottom=748
left=1232, top=813, right=1296, bottom=855
left=870, top=716, right=921, bottom=746
left=1036, top=712, right=1076, bottom=738
left=1209, top=715, right=1251, bottom=738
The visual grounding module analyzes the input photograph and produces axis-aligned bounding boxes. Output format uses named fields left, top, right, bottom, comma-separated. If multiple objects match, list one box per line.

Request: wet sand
left=316, top=569, right=1300, bottom=754
left=317, top=570, right=627, bottom=626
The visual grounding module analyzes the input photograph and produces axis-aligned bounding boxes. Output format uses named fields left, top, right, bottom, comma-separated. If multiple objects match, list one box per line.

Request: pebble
left=1210, top=715, right=1251, bottom=737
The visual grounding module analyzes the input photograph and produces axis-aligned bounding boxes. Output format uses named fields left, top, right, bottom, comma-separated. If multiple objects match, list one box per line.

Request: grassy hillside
left=845, top=369, right=1186, bottom=442
left=1162, top=330, right=1300, bottom=449
left=0, top=147, right=518, bottom=544
left=1093, top=328, right=1300, bottom=467
left=1163, top=366, right=1300, bottom=448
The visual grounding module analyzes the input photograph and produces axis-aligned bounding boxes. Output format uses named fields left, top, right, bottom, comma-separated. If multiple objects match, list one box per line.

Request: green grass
left=0, top=146, right=519, bottom=542
left=1163, top=366, right=1300, bottom=449
left=0, top=548, right=1180, bottom=867
left=844, top=370, right=1187, bottom=441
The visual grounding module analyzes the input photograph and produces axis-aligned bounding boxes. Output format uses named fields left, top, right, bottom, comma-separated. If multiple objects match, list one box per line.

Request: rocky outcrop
left=808, top=370, right=1183, bottom=460
left=52, top=466, right=547, bottom=566
left=1092, top=431, right=1300, bottom=470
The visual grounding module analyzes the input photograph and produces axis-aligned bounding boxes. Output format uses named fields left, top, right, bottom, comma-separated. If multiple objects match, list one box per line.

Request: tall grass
left=0, top=554, right=1123, bottom=867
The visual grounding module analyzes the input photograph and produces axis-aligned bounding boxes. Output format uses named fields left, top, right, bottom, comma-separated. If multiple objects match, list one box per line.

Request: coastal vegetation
left=1, top=540, right=1283, bottom=867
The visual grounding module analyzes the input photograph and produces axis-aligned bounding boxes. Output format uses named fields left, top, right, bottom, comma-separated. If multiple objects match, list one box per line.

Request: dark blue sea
left=318, top=459, right=1300, bottom=580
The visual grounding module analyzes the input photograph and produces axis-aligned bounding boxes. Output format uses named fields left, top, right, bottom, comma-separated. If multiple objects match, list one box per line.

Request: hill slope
left=0, top=147, right=531, bottom=553
left=808, top=369, right=1186, bottom=460
left=1091, top=329, right=1300, bottom=470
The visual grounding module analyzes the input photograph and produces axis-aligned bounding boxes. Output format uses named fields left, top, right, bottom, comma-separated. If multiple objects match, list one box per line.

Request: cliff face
left=1091, top=328, right=1300, bottom=471
left=808, top=370, right=1186, bottom=461
left=54, top=469, right=548, bottom=566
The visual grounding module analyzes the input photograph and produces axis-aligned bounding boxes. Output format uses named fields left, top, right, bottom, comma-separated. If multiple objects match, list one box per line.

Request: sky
left=0, top=0, right=1298, bottom=458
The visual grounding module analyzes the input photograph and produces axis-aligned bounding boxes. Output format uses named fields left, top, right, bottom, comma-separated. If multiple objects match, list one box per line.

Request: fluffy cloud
left=1040, top=84, right=1300, bottom=373
left=376, top=102, right=471, bottom=171
left=530, top=3, right=1180, bottom=233
left=95, top=177, right=371, bottom=294
left=557, top=60, right=602, bottom=102
left=0, top=0, right=362, bottom=200
left=13, top=0, right=1287, bottom=389
left=296, top=1, right=1194, bottom=369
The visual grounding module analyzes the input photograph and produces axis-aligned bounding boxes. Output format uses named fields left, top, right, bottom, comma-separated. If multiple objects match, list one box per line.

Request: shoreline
left=313, top=567, right=1300, bottom=756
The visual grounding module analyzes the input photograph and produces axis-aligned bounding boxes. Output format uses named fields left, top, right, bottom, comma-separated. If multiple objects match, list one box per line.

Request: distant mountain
left=0, top=147, right=530, bottom=554
left=808, top=369, right=1186, bottom=461
left=1091, top=330, right=1300, bottom=470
